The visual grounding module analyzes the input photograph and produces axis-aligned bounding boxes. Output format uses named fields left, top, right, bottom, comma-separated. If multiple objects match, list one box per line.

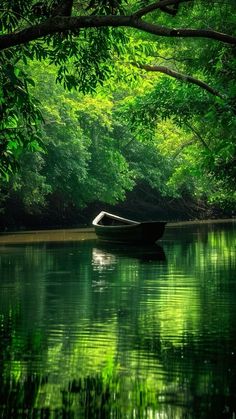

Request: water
left=0, top=221, right=235, bottom=418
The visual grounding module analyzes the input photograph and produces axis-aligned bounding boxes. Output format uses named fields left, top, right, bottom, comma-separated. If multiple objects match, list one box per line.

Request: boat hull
left=94, top=221, right=166, bottom=244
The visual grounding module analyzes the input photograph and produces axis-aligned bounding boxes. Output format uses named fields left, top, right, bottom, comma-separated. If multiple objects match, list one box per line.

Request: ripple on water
left=0, top=222, right=236, bottom=416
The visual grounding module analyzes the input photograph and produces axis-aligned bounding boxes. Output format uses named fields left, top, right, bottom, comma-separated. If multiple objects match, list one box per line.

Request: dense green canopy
left=0, top=0, right=236, bottom=224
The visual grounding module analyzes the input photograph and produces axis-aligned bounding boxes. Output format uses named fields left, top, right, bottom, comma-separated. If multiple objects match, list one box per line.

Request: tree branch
left=172, top=139, right=195, bottom=159
left=184, top=122, right=211, bottom=150
left=0, top=14, right=236, bottom=52
left=133, top=63, right=225, bottom=98
left=131, top=19, right=236, bottom=45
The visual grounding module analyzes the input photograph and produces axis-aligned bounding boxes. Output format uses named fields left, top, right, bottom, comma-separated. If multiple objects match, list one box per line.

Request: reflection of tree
left=0, top=223, right=235, bottom=416
left=0, top=374, right=48, bottom=417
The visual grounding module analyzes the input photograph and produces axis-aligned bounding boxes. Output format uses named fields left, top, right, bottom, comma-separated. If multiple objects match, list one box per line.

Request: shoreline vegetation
left=0, top=1, right=235, bottom=245
left=0, top=218, right=235, bottom=245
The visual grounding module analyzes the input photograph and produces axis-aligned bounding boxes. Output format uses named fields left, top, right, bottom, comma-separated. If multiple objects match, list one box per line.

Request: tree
left=1, top=61, right=135, bottom=224
left=0, top=0, right=236, bottom=178
left=120, top=75, right=236, bottom=208
left=1, top=0, right=236, bottom=51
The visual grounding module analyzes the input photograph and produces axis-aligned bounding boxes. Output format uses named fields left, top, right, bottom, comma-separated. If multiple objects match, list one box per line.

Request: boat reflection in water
left=92, top=247, right=117, bottom=272
left=92, top=243, right=166, bottom=271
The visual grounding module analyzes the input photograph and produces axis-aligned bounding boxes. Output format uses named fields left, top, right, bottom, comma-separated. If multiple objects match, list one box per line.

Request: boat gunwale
left=92, top=212, right=166, bottom=235
left=94, top=222, right=167, bottom=230
left=92, top=211, right=139, bottom=227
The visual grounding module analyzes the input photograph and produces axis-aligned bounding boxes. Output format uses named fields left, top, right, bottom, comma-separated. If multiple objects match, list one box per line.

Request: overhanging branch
left=0, top=13, right=236, bottom=51
left=172, top=139, right=195, bottom=159
left=131, top=19, right=236, bottom=45
left=133, top=63, right=225, bottom=98
left=184, top=122, right=211, bottom=150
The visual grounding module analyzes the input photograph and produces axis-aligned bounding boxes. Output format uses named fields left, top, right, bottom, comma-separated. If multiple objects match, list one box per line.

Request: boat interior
left=97, top=213, right=138, bottom=226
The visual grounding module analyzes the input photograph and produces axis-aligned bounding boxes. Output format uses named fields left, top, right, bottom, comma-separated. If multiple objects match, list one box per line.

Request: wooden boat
left=92, top=211, right=166, bottom=244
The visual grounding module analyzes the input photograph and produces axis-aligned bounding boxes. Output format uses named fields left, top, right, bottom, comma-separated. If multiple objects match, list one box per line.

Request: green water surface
left=0, top=221, right=235, bottom=418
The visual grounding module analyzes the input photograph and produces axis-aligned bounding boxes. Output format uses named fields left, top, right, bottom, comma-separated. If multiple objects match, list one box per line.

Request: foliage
left=0, top=51, right=43, bottom=178
left=3, top=63, right=135, bottom=216
left=117, top=2, right=236, bottom=208
left=0, top=0, right=129, bottom=178
left=119, top=76, right=236, bottom=208
left=0, top=0, right=236, bottom=219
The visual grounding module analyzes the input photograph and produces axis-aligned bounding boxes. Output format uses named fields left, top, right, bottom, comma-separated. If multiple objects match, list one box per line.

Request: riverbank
left=0, top=219, right=235, bottom=245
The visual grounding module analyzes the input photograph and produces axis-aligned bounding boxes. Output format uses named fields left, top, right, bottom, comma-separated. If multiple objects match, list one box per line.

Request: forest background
left=0, top=0, right=235, bottom=229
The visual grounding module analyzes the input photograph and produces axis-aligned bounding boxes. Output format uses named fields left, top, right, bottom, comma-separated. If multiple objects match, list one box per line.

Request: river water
left=0, top=221, right=235, bottom=418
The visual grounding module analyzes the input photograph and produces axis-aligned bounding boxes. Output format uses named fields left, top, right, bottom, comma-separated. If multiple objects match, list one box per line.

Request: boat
left=92, top=211, right=166, bottom=244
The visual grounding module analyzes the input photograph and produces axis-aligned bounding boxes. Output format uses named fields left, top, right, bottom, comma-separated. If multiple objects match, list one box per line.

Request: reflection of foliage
left=1, top=359, right=236, bottom=418
left=61, top=376, right=117, bottom=417
left=0, top=225, right=235, bottom=416
left=0, top=375, right=48, bottom=417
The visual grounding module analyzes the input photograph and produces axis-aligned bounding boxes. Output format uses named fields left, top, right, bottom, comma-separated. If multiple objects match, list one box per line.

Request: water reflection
left=0, top=221, right=235, bottom=417
left=92, top=244, right=166, bottom=277
left=93, top=243, right=166, bottom=263
left=92, top=248, right=117, bottom=271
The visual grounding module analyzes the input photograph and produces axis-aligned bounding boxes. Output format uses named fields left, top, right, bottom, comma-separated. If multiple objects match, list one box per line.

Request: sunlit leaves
left=118, top=65, right=236, bottom=208
left=0, top=0, right=235, bottom=212
left=0, top=56, right=44, bottom=179
left=6, top=61, right=135, bottom=213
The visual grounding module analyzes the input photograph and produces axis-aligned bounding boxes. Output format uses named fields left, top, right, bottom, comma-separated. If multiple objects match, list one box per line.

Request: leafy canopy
left=0, top=0, right=236, bottom=211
